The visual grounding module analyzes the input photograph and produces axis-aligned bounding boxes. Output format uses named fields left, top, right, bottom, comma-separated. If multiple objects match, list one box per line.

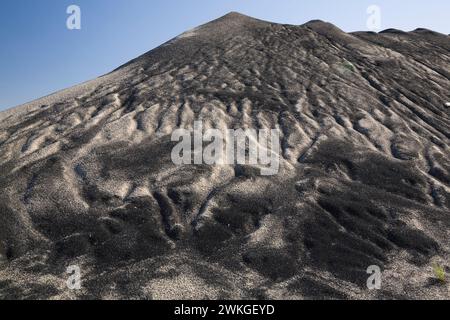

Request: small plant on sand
left=343, top=61, right=356, bottom=73
left=433, top=264, right=446, bottom=283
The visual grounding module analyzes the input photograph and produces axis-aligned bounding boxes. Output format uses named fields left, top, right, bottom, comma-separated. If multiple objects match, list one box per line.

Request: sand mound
left=0, top=12, right=449, bottom=300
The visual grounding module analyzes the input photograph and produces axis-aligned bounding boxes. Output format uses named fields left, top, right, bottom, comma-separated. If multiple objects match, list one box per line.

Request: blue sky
left=1, top=0, right=449, bottom=110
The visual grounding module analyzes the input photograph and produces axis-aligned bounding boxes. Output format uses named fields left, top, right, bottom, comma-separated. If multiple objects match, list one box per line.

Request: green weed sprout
left=433, top=264, right=446, bottom=283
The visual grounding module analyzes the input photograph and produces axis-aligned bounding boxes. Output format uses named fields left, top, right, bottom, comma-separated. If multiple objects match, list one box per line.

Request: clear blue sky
left=1, top=0, right=449, bottom=110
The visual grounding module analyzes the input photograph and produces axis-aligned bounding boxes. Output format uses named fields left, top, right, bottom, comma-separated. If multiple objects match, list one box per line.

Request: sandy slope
left=0, top=12, right=449, bottom=299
